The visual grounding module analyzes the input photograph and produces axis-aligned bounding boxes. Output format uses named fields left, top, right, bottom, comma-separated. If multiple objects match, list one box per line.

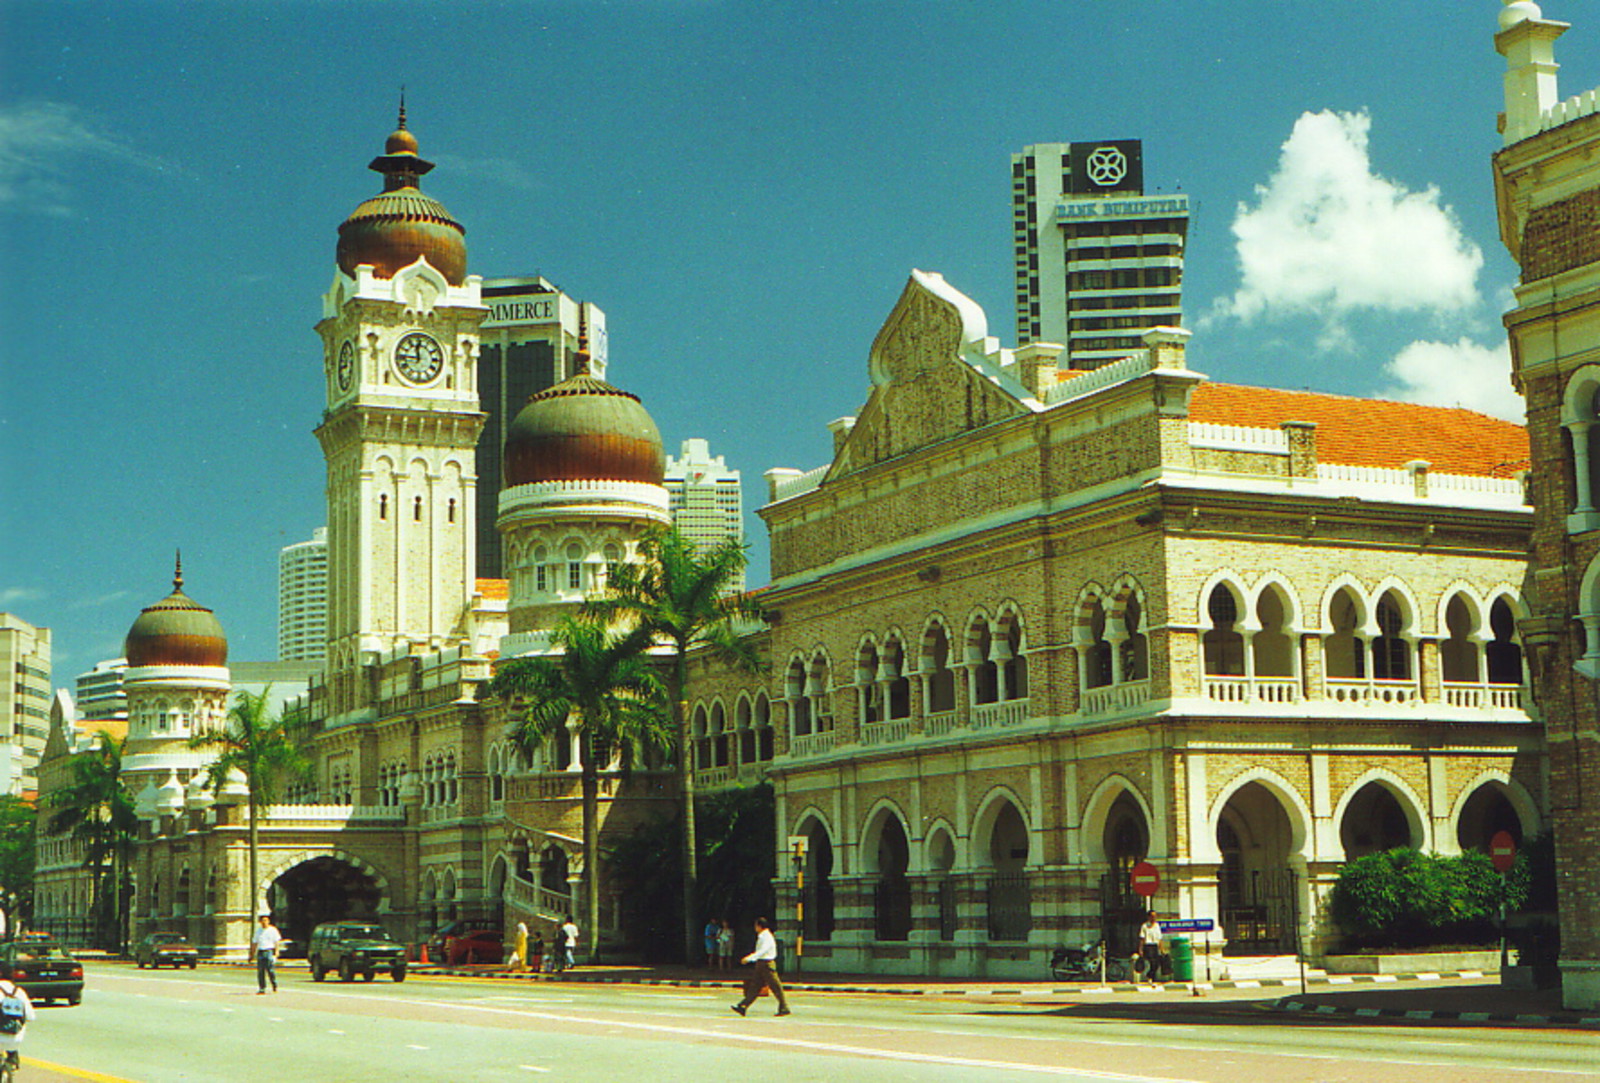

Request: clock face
left=394, top=332, right=444, bottom=384
left=337, top=341, right=354, bottom=392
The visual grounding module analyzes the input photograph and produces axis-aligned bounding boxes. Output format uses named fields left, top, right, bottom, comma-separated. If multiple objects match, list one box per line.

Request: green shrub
left=1331, top=848, right=1508, bottom=949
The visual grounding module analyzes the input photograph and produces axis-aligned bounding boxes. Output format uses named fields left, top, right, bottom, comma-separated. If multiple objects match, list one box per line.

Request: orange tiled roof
left=476, top=578, right=509, bottom=600
left=1189, top=383, right=1529, bottom=477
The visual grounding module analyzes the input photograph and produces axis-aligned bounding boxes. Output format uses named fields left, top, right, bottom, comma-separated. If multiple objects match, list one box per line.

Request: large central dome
left=503, top=371, right=665, bottom=486
left=335, top=109, right=467, bottom=285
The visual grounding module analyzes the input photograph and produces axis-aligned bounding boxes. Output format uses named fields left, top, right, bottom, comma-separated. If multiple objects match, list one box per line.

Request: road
left=19, top=963, right=1600, bottom=1082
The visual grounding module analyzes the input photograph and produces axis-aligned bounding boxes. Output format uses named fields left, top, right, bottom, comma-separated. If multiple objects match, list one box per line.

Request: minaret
left=1491, top=0, right=1600, bottom=1011
left=313, top=106, right=488, bottom=718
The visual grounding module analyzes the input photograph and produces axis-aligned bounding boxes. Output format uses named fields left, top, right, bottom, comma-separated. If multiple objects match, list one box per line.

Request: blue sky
left=1, top=1, right=1584, bottom=683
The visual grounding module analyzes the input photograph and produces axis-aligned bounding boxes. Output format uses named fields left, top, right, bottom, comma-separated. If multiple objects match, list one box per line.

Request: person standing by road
left=0, top=969, right=35, bottom=1077
left=703, top=917, right=719, bottom=968
left=513, top=921, right=529, bottom=972
left=730, top=917, right=790, bottom=1017
left=560, top=915, right=578, bottom=971
left=251, top=915, right=283, bottom=994
left=716, top=919, right=734, bottom=971
left=1139, top=911, right=1163, bottom=983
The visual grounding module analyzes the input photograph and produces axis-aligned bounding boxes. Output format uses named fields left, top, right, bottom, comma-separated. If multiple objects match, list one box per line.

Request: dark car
left=308, top=921, right=407, bottom=983
left=445, top=928, right=503, bottom=966
left=0, top=938, right=83, bottom=1005
left=135, top=932, right=200, bottom=969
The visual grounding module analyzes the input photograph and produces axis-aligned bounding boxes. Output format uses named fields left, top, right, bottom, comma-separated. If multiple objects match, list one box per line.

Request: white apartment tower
left=1011, top=141, right=1189, bottom=368
left=75, top=658, right=128, bottom=721
left=278, top=527, right=329, bottom=661
left=664, top=438, right=744, bottom=593
left=0, top=613, right=51, bottom=794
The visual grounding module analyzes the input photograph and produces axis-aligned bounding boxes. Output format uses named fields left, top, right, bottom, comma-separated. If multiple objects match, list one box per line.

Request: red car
left=445, top=929, right=503, bottom=965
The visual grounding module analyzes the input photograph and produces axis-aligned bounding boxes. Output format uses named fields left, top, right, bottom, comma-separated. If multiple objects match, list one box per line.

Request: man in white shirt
left=560, top=916, right=579, bottom=971
left=730, top=917, right=790, bottom=1017
left=251, top=915, right=283, bottom=994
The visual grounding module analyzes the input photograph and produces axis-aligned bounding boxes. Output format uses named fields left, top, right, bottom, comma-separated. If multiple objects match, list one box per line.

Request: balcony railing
left=923, top=710, right=959, bottom=737
left=1442, top=682, right=1525, bottom=710
left=1080, top=679, right=1150, bottom=716
left=505, top=872, right=573, bottom=921
left=1203, top=676, right=1301, bottom=704
left=1325, top=677, right=1420, bottom=706
left=789, top=730, right=836, bottom=758
left=860, top=719, right=913, bottom=745
left=970, top=700, right=1030, bottom=728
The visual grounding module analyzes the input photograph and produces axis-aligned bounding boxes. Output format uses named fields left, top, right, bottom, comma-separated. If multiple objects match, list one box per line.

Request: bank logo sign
left=1069, top=140, right=1143, bottom=194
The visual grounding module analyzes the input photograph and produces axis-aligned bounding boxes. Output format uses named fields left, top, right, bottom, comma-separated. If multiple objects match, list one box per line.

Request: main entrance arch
left=266, top=855, right=387, bottom=950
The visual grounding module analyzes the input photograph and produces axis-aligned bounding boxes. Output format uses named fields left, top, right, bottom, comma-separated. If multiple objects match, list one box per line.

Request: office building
left=74, top=658, right=128, bottom=721
left=476, top=276, right=607, bottom=579
left=0, top=613, right=51, bottom=793
left=665, top=438, right=744, bottom=592
left=1011, top=140, right=1188, bottom=368
left=278, top=527, right=329, bottom=662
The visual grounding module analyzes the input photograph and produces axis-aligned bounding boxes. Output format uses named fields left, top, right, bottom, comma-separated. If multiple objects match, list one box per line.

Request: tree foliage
left=46, top=732, right=138, bottom=948
left=0, top=796, right=35, bottom=922
left=587, top=526, right=761, bottom=962
left=491, top=614, right=670, bottom=963
left=1330, top=848, right=1512, bottom=948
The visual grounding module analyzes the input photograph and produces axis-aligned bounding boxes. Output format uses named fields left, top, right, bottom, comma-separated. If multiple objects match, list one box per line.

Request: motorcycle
left=1049, top=940, right=1131, bottom=983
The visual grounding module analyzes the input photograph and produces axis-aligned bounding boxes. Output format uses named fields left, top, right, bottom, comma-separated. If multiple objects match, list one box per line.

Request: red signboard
left=1489, top=830, right=1517, bottom=873
left=1130, top=861, right=1160, bottom=897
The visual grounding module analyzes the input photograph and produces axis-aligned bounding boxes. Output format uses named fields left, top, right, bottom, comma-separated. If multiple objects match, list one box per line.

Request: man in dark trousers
left=730, top=917, right=790, bottom=1017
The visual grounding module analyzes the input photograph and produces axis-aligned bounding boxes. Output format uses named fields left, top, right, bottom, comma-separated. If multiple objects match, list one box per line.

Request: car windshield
left=342, top=926, right=393, bottom=941
left=152, top=934, right=186, bottom=944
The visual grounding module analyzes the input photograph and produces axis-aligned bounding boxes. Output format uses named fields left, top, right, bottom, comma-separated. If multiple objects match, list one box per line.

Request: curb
left=1275, top=996, right=1600, bottom=1027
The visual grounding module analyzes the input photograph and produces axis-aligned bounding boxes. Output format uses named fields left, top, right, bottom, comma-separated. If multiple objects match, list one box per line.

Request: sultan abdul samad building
left=37, top=54, right=1558, bottom=977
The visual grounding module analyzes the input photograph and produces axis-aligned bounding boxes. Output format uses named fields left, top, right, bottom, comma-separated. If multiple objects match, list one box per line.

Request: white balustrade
left=970, top=700, right=1029, bottom=728
left=789, top=730, right=836, bottom=758
left=1204, top=676, right=1300, bottom=704
left=1325, top=678, right=1419, bottom=706
left=923, top=710, right=959, bottom=737
left=1080, top=679, right=1150, bottom=716
left=861, top=719, right=913, bottom=745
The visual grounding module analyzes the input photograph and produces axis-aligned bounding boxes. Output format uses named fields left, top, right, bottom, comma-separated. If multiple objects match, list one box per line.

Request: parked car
left=307, top=921, right=407, bottom=983
left=445, top=928, right=504, bottom=966
left=0, top=938, right=83, bottom=1005
left=427, top=919, right=498, bottom=962
left=135, top=932, right=200, bottom=969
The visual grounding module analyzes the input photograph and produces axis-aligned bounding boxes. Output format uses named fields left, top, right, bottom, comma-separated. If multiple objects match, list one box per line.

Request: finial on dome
left=1500, top=0, right=1544, bottom=30
left=173, top=550, right=183, bottom=592
left=574, top=308, right=592, bottom=376
left=398, top=86, right=407, bottom=130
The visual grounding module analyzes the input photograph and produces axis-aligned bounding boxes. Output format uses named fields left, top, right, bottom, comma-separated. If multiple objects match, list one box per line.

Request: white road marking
left=408, top=1045, right=428, bottom=1051
left=328, top=1029, right=345, bottom=1035
left=518, top=1067, right=551, bottom=1074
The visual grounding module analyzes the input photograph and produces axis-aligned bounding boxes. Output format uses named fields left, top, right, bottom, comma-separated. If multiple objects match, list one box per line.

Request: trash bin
left=1169, top=936, right=1193, bottom=981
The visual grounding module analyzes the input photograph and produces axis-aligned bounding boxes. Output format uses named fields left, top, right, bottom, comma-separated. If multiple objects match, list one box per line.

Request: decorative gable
left=832, top=271, right=1029, bottom=479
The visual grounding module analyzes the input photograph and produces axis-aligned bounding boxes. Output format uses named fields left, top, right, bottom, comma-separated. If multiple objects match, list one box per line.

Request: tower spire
left=173, top=549, right=183, bottom=592
left=398, top=86, right=407, bottom=131
left=574, top=307, right=592, bottom=376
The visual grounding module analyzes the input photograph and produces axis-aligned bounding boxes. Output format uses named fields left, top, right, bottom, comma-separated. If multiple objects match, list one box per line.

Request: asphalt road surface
left=19, top=963, right=1600, bottom=1082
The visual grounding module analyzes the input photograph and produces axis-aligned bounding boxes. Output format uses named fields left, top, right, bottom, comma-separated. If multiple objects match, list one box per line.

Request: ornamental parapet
left=498, top=478, right=670, bottom=519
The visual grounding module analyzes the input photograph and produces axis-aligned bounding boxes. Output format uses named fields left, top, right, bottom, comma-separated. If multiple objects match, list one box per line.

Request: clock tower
left=314, top=108, right=487, bottom=713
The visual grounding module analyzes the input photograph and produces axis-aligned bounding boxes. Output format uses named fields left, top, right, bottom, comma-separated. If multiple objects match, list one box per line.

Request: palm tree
left=587, top=527, right=761, bottom=963
left=189, top=689, right=309, bottom=925
left=46, top=732, right=137, bottom=950
left=491, top=614, right=668, bottom=964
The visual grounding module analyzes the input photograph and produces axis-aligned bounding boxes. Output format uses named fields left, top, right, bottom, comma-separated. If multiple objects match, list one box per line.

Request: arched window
left=1325, top=589, right=1366, bottom=679
left=785, top=660, right=811, bottom=736
left=807, top=654, right=834, bottom=732
left=1372, top=592, right=1411, bottom=681
left=711, top=702, right=729, bottom=767
left=1119, top=595, right=1148, bottom=682
left=534, top=544, right=550, bottom=593
left=1253, top=587, right=1296, bottom=679
left=1203, top=585, right=1244, bottom=676
left=884, top=637, right=912, bottom=718
left=968, top=619, right=998, bottom=705
left=565, top=542, right=584, bottom=591
left=922, top=623, right=956, bottom=712
left=755, top=693, right=774, bottom=761
left=692, top=704, right=711, bottom=768
left=997, top=616, right=1027, bottom=700
left=857, top=641, right=883, bottom=725
left=1083, top=598, right=1113, bottom=688
left=1486, top=598, right=1524, bottom=688
left=736, top=696, right=755, bottom=764
left=1440, top=594, right=1479, bottom=683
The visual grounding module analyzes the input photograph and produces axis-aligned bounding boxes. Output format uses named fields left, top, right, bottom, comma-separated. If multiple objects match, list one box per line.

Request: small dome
left=216, top=766, right=250, bottom=806
left=335, top=110, right=466, bottom=285
left=186, top=772, right=213, bottom=811
left=125, top=559, right=228, bottom=668
left=504, top=371, right=665, bottom=486
left=156, top=771, right=185, bottom=815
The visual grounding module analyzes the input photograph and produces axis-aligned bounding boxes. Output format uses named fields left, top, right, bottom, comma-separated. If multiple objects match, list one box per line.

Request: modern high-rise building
left=665, top=438, right=744, bottom=592
left=278, top=527, right=328, bottom=661
left=1011, top=140, right=1188, bottom=368
left=74, top=657, right=128, bottom=721
left=475, top=276, right=607, bottom=579
left=0, top=613, right=51, bottom=793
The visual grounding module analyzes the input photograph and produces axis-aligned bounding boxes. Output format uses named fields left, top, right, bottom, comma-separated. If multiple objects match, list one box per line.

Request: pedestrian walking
left=0, top=970, right=35, bottom=1078
left=716, top=919, right=734, bottom=971
left=560, top=915, right=578, bottom=971
left=251, top=914, right=283, bottom=994
left=513, top=920, right=529, bottom=972
left=730, top=917, right=790, bottom=1017
left=1139, top=911, right=1163, bottom=983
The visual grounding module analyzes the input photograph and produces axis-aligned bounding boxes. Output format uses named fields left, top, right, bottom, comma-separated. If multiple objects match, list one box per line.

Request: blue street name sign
left=1158, top=919, right=1214, bottom=934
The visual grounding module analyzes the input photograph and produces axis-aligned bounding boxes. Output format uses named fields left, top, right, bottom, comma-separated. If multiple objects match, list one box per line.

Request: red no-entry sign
left=1489, top=830, right=1517, bottom=873
left=1130, top=861, right=1160, bottom=897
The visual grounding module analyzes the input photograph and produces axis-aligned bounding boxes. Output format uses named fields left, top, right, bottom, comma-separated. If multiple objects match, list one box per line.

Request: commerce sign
left=1158, top=918, right=1214, bottom=934
left=1056, top=194, right=1190, bottom=223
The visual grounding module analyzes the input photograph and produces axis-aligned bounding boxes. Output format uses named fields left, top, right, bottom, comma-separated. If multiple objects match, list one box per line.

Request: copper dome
left=335, top=109, right=466, bottom=285
left=125, top=560, right=228, bottom=669
left=504, top=372, right=665, bottom=487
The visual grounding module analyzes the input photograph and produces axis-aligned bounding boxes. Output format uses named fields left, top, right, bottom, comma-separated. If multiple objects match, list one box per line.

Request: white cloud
left=1377, top=337, right=1523, bottom=421
left=0, top=588, right=42, bottom=607
left=1216, top=110, right=1484, bottom=324
left=0, top=101, right=171, bottom=216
